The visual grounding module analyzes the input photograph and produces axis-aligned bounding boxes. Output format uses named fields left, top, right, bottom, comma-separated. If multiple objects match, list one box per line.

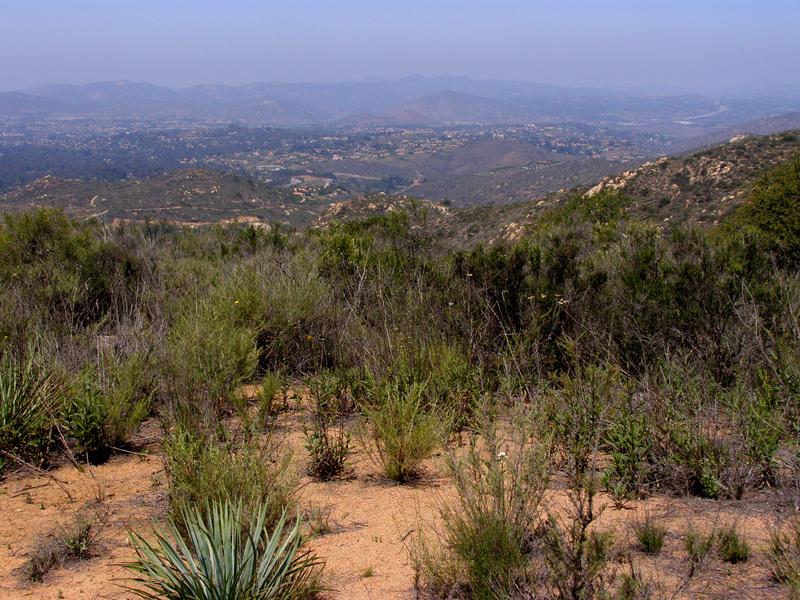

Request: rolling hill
left=2, top=129, right=799, bottom=249
left=0, top=169, right=330, bottom=227
left=313, top=129, right=800, bottom=247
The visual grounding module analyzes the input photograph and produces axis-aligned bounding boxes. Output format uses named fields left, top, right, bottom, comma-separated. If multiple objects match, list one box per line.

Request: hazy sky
left=2, top=0, right=798, bottom=93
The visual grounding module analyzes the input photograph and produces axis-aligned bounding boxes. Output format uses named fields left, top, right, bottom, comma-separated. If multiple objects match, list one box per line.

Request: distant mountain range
left=3, top=76, right=800, bottom=130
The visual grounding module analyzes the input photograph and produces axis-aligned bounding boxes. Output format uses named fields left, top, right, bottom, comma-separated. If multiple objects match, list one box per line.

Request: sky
left=1, top=0, right=799, bottom=94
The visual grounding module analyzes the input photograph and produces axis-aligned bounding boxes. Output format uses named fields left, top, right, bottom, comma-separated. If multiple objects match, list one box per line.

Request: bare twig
left=0, top=450, right=74, bottom=502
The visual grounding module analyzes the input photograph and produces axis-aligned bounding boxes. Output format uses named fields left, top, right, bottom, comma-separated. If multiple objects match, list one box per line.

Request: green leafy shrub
left=602, top=409, right=653, bottom=502
left=736, top=153, right=800, bottom=265
left=65, top=383, right=110, bottom=463
left=123, top=500, right=321, bottom=600
left=0, top=208, right=146, bottom=335
left=65, top=356, right=151, bottom=463
left=222, top=251, right=347, bottom=374
left=541, top=360, right=619, bottom=485
left=303, top=372, right=351, bottom=480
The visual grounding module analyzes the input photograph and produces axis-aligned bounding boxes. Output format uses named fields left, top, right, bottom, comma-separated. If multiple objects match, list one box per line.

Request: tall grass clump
left=362, top=379, right=445, bottom=482
left=716, top=523, right=750, bottom=564
left=631, top=512, right=667, bottom=555
left=123, top=499, right=321, bottom=600
left=769, top=517, right=800, bottom=596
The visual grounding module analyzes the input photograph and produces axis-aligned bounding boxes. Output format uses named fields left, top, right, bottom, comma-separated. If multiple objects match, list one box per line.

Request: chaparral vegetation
left=3, top=154, right=800, bottom=599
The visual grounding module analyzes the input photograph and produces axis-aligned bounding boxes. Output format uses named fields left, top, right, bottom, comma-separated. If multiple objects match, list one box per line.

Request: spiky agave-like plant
left=0, top=356, right=58, bottom=474
left=121, top=500, right=320, bottom=600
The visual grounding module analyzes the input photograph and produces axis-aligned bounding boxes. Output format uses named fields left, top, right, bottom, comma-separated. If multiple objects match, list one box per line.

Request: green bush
left=161, top=304, right=258, bottom=431
left=123, top=500, right=321, bottom=600
left=717, top=523, right=749, bottom=564
left=542, top=474, right=616, bottom=600
left=64, top=355, right=151, bottom=463
left=0, top=208, right=146, bottom=333
left=602, top=409, right=653, bottom=502
left=631, top=512, right=667, bottom=555
left=736, top=153, right=800, bottom=265
left=163, top=426, right=296, bottom=535
left=541, top=360, right=620, bottom=485
left=362, top=380, right=445, bottom=482
left=65, top=383, right=109, bottom=463
left=303, top=371, right=351, bottom=480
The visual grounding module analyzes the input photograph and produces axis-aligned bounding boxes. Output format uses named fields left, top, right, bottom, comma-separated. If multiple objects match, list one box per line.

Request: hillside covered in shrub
left=3, top=152, right=800, bottom=598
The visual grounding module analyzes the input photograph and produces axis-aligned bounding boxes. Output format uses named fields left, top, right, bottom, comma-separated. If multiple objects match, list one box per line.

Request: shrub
left=65, top=356, right=151, bottom=463
left=631, top=512, right=667, bottom=555
left=542, top=359, right=619, bottom=485
left=65, top=383, right=110, bottom=463
left=412, top=407, right=550, bottom=600
left=160, top=304, right=258, bottom=433
left=123, top=500, right=321, bottom=600
left=303, top=371, right=351, bottom=480
left=736, top=153, right=800, bottom=266
left=769, top=517, right=800, bottom=594
left=716, top=523, right=749, bottom=564
left=542, top=479, right=616, bottom=600
left=362, top=380, right=445, bottom=482
left=24, top=542, right=61, bottom=582
left=163, top=426, right=296, bottom=535
left=602, top=409, right=653, bottom=502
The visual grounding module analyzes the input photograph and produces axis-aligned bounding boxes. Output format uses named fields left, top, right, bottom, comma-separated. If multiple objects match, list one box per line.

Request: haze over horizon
left=2, top=0, right=799, bottom=96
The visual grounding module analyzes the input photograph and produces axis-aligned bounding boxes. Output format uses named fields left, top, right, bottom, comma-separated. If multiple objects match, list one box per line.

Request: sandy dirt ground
left=0, top=405, right=793, bottom=600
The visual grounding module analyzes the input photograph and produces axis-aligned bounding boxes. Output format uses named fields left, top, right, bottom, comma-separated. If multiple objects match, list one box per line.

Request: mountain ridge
left=6, top=76, right=800, bottom=131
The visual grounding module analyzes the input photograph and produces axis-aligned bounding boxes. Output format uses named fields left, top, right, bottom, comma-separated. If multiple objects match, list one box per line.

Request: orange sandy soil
left=0, top=401, right=792, bottom=600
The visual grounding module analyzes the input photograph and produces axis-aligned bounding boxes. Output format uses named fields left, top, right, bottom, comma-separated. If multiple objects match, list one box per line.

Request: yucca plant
left=122, top=500, right=321, bottom=600
left=0, top=355, right=59, bottom=474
